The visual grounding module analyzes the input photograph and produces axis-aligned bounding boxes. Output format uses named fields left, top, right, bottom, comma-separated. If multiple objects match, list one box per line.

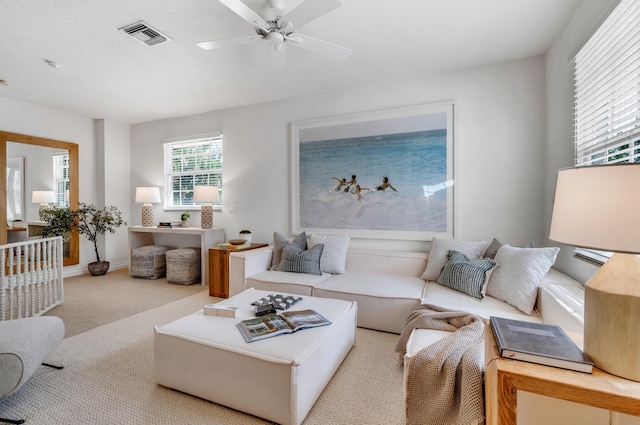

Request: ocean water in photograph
left=299, top=129, right=449, bottom=232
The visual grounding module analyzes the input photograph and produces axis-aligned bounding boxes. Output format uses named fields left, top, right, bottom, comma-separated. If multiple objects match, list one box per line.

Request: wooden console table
left=128, top=226, right=225, bottom=285
left=209, top=243, right=268, bottom=298
left=484, top=324, right=640, bottom=424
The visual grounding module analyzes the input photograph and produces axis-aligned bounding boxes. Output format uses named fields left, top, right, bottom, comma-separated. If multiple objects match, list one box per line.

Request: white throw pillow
left=486, top=244, right=560, bottom=314
left=421, top=239, right=488, bottom=281
left=309, top=234, right=350, bottom=274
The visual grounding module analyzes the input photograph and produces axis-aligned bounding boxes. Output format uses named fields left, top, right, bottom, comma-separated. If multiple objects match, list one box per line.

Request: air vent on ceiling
left=120, top=20, right=171, bottom=46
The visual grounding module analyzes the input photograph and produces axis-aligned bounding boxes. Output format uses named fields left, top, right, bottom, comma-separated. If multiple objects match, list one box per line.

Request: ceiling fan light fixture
left=266, top=32, right=284, bottom=44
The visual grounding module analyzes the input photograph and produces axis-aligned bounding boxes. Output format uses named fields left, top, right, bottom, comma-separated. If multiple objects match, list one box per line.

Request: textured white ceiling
left=0, top=0, right=581, bottom=124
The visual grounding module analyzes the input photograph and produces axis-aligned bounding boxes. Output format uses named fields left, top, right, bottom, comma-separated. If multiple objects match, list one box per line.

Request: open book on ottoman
left=237, top=309, right=331, bottom=343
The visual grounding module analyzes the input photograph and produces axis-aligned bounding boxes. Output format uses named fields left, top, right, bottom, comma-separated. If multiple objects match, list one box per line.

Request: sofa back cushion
left=344, top=249, right=427, bottom=277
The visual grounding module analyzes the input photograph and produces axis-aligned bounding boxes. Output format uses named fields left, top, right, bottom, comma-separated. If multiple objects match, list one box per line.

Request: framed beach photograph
left=291, top=101, right=454, bottom=240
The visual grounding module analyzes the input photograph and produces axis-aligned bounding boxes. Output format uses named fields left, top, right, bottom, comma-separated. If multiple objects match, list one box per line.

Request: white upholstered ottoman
left=153, top=288, right=357, bottom=425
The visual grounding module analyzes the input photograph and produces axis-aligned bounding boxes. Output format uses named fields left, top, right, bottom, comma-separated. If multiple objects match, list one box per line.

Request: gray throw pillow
left=436, top=250, right=498, bottom=299
left=483, top=238, right=503, bottom=259
left=275, top=244, right=324, bottom=275
left=271, top=232, right=307, bottom=268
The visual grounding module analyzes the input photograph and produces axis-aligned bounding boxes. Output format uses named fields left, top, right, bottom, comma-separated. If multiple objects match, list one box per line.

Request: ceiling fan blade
left=197, top=35, right=259, bottom=50
left=219, top=0, right=269, bottom=28
left=292, top=33, right=352, bottom=61
left=269, top=46, right=287, bottom=71
left=278, top=0, right=342, bottom=30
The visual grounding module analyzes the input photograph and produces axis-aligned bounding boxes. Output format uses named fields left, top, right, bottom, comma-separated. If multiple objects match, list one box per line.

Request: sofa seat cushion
left=313, top=272, right=427, bottom=334
left=246, top=270, right=333, bottom=296
left=422, top=281, right=542, bottom=322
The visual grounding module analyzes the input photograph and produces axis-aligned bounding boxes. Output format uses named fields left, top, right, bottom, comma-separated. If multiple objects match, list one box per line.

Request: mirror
left=0, top=131, right=79, bottom=266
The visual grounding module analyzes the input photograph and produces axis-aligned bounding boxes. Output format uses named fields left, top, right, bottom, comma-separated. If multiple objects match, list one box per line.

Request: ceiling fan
left=197, top=0, right=352, bottom=70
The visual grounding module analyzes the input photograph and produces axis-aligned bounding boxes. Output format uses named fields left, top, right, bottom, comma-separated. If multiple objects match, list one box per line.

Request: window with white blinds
left=53, top=153, right=69, bottom=207
left=163, top=135, right=223, bottom=210
left=573, top=0, right=640, bottom=264
left=573, top=0, right=640, bottom=167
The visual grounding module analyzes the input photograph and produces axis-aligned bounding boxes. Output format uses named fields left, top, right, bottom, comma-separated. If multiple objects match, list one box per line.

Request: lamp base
left=141, top=204, right=154, bottom=227
left=39, top=204, right=48, bottom=221
left=584, top=253, right=640, bottom=381
left=201, top=205, right=213, bottom=229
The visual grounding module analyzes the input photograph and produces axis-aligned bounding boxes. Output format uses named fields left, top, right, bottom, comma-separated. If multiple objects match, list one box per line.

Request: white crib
left=0, top=237, right=64, bottom=321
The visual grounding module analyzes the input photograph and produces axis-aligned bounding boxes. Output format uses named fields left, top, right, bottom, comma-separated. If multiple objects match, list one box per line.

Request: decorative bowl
left=228, top=239, right=247, bottom=245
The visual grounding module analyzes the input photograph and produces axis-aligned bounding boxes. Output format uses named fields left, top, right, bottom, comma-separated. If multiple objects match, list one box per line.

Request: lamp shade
left=194, top=186, right=219, bottom=203
left=135, top=187, right=161, bottom=204
left=549, top=164, right=640, bottom=254
left=32, top=190, right=56, bottom=204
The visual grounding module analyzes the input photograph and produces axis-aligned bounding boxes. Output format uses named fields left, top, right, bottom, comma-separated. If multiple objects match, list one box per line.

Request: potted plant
left=41, top=206, right=78, bottom=241
left=181, top=211, right=191, bottom=228
left=76, top=203, right=126, bottom=276
left=239, top=229, right=252, bottom=244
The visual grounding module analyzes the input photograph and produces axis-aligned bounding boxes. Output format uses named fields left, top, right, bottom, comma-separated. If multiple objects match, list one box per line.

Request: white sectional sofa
left=228, top=239, right=640, bottom=425
left=228, top=244, right=584, bottom=335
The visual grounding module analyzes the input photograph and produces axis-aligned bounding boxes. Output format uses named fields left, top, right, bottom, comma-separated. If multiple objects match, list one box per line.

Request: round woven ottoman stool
left=166, top=247, right=201, bottom=285
left=131, top=245, right=169, bottom=279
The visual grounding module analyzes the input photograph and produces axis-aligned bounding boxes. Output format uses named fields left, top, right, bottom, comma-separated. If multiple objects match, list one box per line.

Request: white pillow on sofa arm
left=421, top=238, right=488, bottom=281
left=486, top=244, right=560, bottom=315
left=309, top=234, right=350, bottom=274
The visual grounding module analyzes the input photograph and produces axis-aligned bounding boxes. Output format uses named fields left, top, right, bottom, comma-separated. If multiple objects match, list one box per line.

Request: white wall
left=95, top=119, right=131, bottom=269
left=0, top=96, right=133, bottom=276
left=544, top=0, right=618, bottom=283
left=132, top=56, right=547, bottom=253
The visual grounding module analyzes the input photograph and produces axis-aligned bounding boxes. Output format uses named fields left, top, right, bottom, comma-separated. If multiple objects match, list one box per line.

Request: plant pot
left=182, top=219, right=191, bottom=228
left=88, top=261, right=110, bottom=276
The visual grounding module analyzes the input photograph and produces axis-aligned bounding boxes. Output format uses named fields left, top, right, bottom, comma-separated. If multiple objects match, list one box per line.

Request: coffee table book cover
left=237, top=309, right=331, bottom=343
left=490, top=316, right=594, bottom=373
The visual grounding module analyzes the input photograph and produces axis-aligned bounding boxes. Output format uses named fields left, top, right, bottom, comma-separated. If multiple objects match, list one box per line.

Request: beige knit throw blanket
left=395, top=304, right=486, bottom=425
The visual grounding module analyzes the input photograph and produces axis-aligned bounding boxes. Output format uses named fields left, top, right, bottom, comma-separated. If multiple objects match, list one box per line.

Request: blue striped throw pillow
left=436, top=250, right=498, bottom=299
left=275, top=244, right=325, bottom=275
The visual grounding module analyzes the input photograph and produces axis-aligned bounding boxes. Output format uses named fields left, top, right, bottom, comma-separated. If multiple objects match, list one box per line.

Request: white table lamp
left=550, top=164, right=640, bottom=381
left=32, top=190, right=56, bottom=220
left=135, top=187, right=161, bottom=227
left=194, top=186, right=219, bottom=229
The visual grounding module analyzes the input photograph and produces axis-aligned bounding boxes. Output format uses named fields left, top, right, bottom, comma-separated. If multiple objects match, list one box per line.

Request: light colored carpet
left=44, top=268, right=207, bottom=337
left=0, top=291, right=405, bottom=424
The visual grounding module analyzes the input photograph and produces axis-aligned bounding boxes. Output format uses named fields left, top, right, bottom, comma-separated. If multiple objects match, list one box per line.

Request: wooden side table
left=209, top=243, right=268, bottom=298
left=484, top=323, right=640, bottom=424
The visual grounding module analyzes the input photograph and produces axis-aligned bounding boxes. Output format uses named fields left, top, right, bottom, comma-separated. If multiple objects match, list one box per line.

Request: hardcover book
left=490, top=316, right=594, bottom=373
left=237, top=309, right=331, bottom=343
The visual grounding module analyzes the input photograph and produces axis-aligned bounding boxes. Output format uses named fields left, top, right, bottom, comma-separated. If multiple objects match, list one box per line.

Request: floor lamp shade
left=135, top=187, right=161, bottom=227
left=550, top=164, right=640, bottom=381
left=194, top=186, right=219, bottom=229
